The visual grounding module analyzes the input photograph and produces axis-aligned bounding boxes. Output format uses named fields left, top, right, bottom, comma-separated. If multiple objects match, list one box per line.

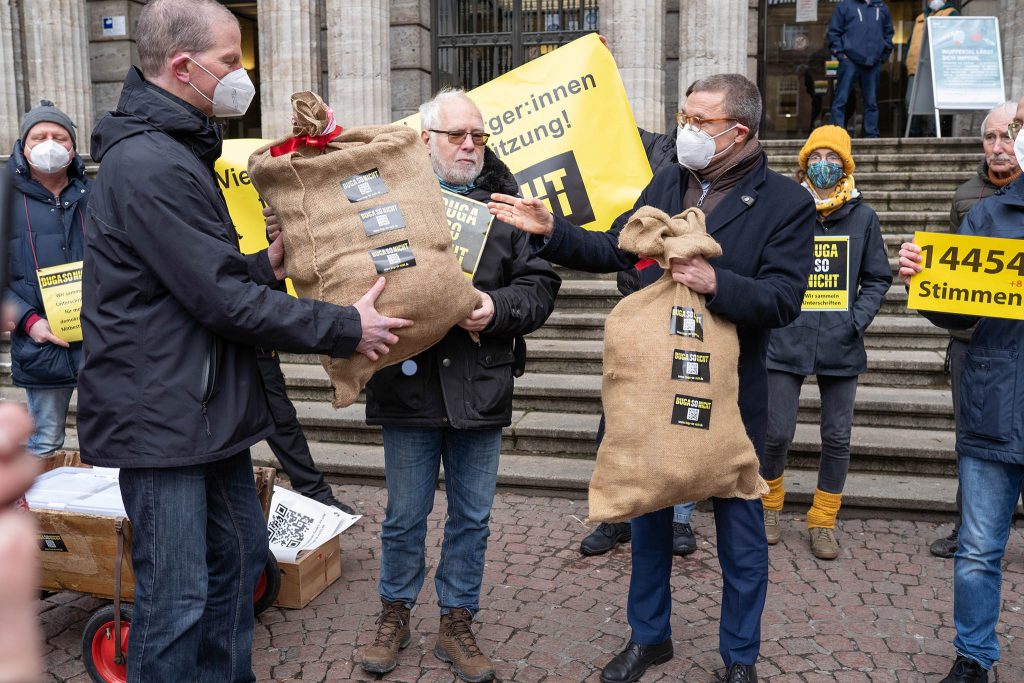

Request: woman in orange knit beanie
left=760, top=125, right=892, bottom=559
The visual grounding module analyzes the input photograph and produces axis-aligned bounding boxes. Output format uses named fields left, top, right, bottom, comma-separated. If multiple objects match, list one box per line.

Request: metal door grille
left=432, top=1, right=600, bottom=91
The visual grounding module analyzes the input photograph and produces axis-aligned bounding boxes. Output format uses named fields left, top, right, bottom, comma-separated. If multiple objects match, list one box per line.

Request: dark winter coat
left=916, top=177, right=1024, bottom=465
left=828, top=0, right=895, bottom=67
left=950, top=161, right=1001, bottom=232
left=364, top=148, right=561, bottom=429
left=533, top=150, right=815, bottom=456
left=78, top=67, right=362, bottom=468
left=767, top=194, right=891, bottom=376
left=5, top=143, right=89, bottom=389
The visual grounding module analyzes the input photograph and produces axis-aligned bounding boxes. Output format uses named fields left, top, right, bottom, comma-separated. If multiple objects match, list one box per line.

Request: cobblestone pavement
left=40, top=483, right=1024, bottom=682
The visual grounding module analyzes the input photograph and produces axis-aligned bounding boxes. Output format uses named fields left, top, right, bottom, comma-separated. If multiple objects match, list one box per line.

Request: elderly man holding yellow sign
left=5, top=100, right=88, bottom=456
left=898, top=96, right=1024, bottom=683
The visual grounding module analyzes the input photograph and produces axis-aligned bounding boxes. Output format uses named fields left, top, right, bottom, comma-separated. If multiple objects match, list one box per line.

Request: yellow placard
left=907, top=231, right=1024, bottom=320
left=216, top=139, right=296, bottom=296
left=36, top=261, right=83, bottom=343
left=395, top=34, right=652, bottom=232
left=802, top=236, right=850, bottom=311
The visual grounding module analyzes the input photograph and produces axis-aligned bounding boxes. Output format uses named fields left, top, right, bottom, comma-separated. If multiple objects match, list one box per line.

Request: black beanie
left=20, top=100, right=78, bottom=149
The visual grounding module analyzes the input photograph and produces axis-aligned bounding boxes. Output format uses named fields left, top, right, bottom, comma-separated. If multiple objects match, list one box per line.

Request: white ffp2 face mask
left=26, top=139, right=72, bottom=173
left=928, top=0, right=946, bottom=11
left=675, top=123, right=739, bottom=171
left=187, top=57, right=256, bottom=118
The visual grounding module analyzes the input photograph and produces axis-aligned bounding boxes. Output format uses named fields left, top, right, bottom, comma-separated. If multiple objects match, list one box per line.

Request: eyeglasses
left=428, top=129, right=490, bottom=146
left=808, top=153, right=843, bottom=164
left=675, top=113, right=735, bottom=130
left=1009, top=121, right=1023, bottom=140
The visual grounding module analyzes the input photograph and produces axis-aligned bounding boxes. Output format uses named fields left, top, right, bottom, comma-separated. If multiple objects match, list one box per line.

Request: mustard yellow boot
left=762, top=476, right=785, bottom=545
left=807, top=489, right=842, bottom=560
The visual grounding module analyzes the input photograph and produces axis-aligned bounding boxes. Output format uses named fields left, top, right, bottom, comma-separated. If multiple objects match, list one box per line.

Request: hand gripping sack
left=588, top=207, right=768, bottom=523
left=248, top=92, right=479, bottom=408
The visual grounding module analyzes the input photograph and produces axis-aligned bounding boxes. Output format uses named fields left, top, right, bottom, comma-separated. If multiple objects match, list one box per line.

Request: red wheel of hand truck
left=82, top=604, right=130, bottom=683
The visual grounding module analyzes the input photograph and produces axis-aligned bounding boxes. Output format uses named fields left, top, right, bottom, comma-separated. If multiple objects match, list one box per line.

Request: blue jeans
left=118, top=450, right=267, bottom=683
left=629, top=499, right=768, bottom=668
left=379, top=426, right=501, bottom=613
left=673, top=502, right=696, bottom=524
left=831, top=59, right=881, bottom=138
left=953, top=454, right=1024, bottom=670
left=25, top=386, right=74, bottom=455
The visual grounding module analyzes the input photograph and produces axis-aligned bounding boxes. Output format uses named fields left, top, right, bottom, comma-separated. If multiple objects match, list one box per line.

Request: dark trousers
left=256, top=352, right=334, bottom=504
left=628, top=499, right=768, bottom=668
left=831, top=59, right=881, bottom=137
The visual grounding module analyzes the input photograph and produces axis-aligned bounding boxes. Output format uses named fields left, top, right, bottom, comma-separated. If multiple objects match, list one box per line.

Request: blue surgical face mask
left=807, top=160, right=844, bottom=189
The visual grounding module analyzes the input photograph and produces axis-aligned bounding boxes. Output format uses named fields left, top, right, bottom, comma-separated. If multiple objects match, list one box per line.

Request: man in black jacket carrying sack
left=490, top=74, right=814, bottom=683
left=359, top=89, right=560, bottom=682
left=78, top=1, right=409, bottom=680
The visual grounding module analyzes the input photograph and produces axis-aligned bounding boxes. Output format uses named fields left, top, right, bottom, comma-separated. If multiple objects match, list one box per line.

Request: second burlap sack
left=588, top=206, right=768, bottom=523
left=248, top=92, right=480, bottom=407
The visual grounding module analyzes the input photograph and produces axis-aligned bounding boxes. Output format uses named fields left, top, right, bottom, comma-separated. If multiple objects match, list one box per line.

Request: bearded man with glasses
left=358, top=88, right=560, bottom=682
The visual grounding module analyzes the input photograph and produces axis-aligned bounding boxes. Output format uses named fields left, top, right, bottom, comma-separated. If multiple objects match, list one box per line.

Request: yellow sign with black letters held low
left=802, top=236, right=849, bottom=311
left=907, top=231, right=1024, bottom=320
left=36, top=261, right=84, bottom=343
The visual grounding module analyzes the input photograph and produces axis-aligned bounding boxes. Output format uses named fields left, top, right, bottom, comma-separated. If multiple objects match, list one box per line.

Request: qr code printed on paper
left=268, top=504, right=314, bottom=549
left=376, top=215, right=391, bottom=226
left=686, top=407, right=700, bottom=422
left=685, top=361, right=699, bottom=376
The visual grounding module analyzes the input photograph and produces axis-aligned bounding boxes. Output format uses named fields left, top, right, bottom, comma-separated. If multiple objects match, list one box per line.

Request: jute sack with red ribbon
left=248, top=91, right=479, bottom=408
left=588, top=206, right=768, bottom=523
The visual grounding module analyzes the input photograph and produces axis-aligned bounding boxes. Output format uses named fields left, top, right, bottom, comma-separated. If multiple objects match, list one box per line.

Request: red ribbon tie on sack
left=270, top=126, right=343, bottom=157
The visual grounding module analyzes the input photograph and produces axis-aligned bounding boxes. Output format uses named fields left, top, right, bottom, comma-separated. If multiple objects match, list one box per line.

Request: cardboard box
left=274, top=534, right=342, bottom=609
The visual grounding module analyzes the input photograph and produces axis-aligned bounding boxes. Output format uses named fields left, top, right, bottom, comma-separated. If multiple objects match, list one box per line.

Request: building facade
left=0, top=0, right=1017, bottom=153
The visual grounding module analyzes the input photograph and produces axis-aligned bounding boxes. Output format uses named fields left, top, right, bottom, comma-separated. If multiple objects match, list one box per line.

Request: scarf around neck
left=803, top=174, right=858, bottom=217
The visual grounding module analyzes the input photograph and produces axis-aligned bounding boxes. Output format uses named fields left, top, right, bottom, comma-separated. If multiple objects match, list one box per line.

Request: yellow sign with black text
left=907, top=231, right=1024, bottom=320
left=36, top=261, right=83, bottom=343
left=215, top=139, right=296, bottom=296
left=395, top=34, right=652, bottom=231
left=802, top=236, right=849, bottom=311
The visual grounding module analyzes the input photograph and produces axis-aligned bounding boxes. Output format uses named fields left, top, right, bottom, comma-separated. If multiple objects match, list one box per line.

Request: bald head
left=136, top=0, right=236, bottom=79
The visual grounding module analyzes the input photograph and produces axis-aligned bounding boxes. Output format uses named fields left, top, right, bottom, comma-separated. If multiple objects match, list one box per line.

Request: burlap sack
left=248, top=92, right=480, bottom=407
left=588, top=206, right=768, bottom=523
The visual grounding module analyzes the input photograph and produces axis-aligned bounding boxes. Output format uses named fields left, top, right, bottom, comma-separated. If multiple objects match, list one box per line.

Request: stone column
left=325, top=0, right=391, bottom=126
left=678, top=0, right=748, bottom=100
left=0, top=0, right=21, bottom=150
left=258, top=0, right=321, bottom=139
left=21, top=0, right=94, bottom=140
left=602, top=0, right=666, bottom=132
left=1000, top=0, right=1024, bottom=104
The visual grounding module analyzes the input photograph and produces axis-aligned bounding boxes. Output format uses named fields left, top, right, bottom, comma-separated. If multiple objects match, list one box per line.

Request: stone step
left=876, top=211, right=949, bottom=234
left=769, top=153, right=977, bottom=174
left=761, top=136, right=980, bottom=155
left=38, top=431, right=962, bottom=514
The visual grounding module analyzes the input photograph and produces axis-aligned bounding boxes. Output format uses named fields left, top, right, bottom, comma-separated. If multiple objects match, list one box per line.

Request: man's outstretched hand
left=353, top=277, right=413, bottom=361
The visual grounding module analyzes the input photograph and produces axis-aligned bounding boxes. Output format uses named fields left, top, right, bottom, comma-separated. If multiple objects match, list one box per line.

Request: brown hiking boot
left=810, top=527, right=839, bottom=560
left=764, top=508, right=781, bottom=545
left=360, top=599, right=411, bottom=674
left=434, top=608, right=496, bottom=682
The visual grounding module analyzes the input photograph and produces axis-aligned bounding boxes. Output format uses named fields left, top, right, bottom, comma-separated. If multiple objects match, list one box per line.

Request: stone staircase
left=0, top=137, right=984, bottom=514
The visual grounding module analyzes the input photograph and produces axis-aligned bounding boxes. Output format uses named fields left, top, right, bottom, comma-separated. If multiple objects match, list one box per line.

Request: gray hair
left=136, top=0, right=236, bottom=78
left=419, top=88, right=480, bottom=131
left=687, top=74, right=763, bottom=136
left=980, top=101, right=1018, bottom=137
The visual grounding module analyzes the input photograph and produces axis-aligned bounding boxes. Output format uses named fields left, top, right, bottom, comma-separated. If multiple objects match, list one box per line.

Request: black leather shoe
left=326, top=498, right=356, bottom=515
left=930, top=528, right=959, bottom=558
left=600, top=639, right=673, bottom=683
left=581, top=522, right=632, bottom=556
left=672, top=522, right=697, bottom=556
left=939, top=656, right=989, bottom=682
left=724, top=663, right=758, bottom=682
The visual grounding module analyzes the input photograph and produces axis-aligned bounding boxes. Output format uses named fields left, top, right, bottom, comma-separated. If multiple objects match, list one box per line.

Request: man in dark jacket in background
left=490, top=73, right=815, bottom=683
left=828, top=0, right=894, bottom=138
left=929, top=101, right=1022, bottom=559
left=78, top=1, right=409, bottom=680
left=359, top=89, right=559, bottom=682
left=6, top=101, right=88, bottom=455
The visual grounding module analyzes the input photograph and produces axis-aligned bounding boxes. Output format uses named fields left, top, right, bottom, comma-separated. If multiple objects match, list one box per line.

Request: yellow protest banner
left=442, top=191, right=494, bottom=278
left=396, top=34, right=652, bottom=232
left=215, top=139, right=296, bottom=296
left=37, top=261, right=84, bottom=342
left=802, top=236, right=850, bottom=311
left=907, top=231, right=1024, bottom=320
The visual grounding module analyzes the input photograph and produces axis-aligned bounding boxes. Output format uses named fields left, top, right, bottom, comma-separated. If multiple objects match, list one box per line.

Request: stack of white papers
left=267, top=486, right=360, bottom=562
left=25, top=466, right=126, bottom=516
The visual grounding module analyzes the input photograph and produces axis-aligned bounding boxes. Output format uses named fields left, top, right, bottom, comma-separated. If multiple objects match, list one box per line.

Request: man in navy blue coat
left=827, top=0, right=894, bottom=138
left=489, top=74, right=814, bottom=683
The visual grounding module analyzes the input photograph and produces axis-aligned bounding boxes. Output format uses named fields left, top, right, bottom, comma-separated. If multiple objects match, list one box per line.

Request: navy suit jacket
left=533, top=152, right=815, bottom=456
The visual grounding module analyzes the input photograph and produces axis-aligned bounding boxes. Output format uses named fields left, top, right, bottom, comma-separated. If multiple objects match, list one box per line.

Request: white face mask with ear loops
left=27, top=139, right=72, bottom=173
left=187, top=57, right=255, bottom=118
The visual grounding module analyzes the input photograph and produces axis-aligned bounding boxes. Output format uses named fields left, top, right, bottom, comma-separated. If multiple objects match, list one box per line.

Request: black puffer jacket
left=364, top=149, right=561, bottom=429
left=5, top=143, right=89, bottom=389
left=79, top=68, right=362, bottom=468
left=766, top=194, right=891, bottom=376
